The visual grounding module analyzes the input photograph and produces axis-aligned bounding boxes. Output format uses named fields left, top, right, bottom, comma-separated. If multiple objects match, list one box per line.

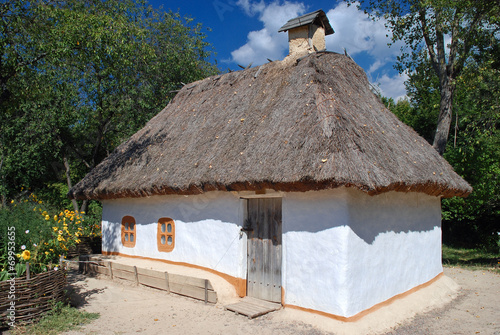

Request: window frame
left=157, top=217, right=175, bottom=252
left=121, top=216, right=136, bottom=248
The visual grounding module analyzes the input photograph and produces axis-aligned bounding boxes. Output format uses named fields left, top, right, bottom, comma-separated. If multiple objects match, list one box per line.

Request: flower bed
left=0, top=268, right=66, bottom=327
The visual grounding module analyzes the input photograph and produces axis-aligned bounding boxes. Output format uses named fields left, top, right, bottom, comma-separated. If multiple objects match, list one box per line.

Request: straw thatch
left=68, top=52, right=471, bottom=200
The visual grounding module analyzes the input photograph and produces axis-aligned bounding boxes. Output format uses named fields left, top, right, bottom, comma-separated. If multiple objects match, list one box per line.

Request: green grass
left=442, top=244, right=500, bottom=273
left=9, top=302, right=99, bottom=335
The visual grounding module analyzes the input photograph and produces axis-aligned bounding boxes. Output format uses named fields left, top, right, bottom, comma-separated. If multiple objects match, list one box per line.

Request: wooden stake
left=164, top=271, right=170, bottom=294
left=26, top=262, right=30, bottom=280
left=204, top=279, right=208, bottom=304
left=133, top=266, right=139, bottom=285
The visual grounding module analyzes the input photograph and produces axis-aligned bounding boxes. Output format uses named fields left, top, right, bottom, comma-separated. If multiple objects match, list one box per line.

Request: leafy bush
left=0, top=194, right=101, bottom=280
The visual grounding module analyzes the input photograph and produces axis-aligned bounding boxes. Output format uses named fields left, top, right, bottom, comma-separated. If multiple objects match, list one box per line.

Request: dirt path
left=61, top=267, right=499, bottom=335
left=386, top=267, right=500, bottom=335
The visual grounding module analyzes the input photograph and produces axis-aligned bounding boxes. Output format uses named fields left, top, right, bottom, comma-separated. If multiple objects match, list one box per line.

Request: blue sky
left=149, top=0, right=408, bottom=101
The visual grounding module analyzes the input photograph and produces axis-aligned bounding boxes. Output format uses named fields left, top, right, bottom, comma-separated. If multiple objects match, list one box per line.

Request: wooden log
left=169, top=282, right=217, bottom=303
left=112, top=268, right=137, bottom=282
left=138, top=273, right=168, bottom=290
left=110, top=262, right=135, bottom=272
left=136, top=267, right=164, bottom=278
left=168, top=273, right=214, bottom=291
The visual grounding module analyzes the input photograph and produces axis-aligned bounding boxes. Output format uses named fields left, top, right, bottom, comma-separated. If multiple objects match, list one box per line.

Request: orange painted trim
left=284, top=272, right=444, bottom=322
left=157, top=218, right=175, bottom=252
left=102, top=251, right=246, bottom=297
left=121, top=216, right=136, bottom=248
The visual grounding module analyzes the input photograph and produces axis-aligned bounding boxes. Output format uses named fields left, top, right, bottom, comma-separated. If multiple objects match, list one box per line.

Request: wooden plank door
left=246, top=198, right=282, bottom=303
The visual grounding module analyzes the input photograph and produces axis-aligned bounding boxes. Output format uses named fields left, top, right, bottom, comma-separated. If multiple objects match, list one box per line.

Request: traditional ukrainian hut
left=68, top=10, right=471, bottom=320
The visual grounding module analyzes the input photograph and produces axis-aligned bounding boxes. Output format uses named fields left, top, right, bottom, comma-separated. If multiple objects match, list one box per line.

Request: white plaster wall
left=282, top=188, right=351, bottom=316
left=101, top=192, right=246, bottom=279
left=344, top=189, right=442, bottom=317
left=282, top=188, right=442, bottom=317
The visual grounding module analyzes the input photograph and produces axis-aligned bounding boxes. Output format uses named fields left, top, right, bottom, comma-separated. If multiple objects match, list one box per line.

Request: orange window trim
left=157, top=217, right=175, bottom=252
left=121, top=216, right=136, bottom=248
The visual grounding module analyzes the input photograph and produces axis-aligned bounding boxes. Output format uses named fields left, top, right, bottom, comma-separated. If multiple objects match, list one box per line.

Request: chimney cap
left=278, top=9, right=334, bottom=35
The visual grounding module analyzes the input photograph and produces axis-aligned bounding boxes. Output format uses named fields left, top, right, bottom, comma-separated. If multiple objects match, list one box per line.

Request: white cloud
left=325, top=2, right=402, bottom=60
left=231, top=1, right=305, bottom=65
left=373, top=72, right=409, bottom=102
left=230, top=1, right=407, bottom=100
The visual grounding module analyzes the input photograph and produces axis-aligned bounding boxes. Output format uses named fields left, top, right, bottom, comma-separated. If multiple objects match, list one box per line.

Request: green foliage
left=0, top=194, right=102, bottom=279
left=348, top=0, right=500, bottom=154
left=387, top=29, right=500, bottom=252
left=10, top=301, right=99, bottom=335
left=0, top=0, right=218, bottom=205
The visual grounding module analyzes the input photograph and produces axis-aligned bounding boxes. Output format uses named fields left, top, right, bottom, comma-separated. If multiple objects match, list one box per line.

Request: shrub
left=0, top=194, right=101, bottom=279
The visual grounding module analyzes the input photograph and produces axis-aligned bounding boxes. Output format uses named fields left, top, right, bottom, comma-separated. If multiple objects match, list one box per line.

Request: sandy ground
left=56, top=264, right=500, bottom=335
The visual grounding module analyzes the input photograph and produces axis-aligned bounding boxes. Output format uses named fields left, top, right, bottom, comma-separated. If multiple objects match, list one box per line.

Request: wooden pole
left=164, top=271, right=170, bottom=294
left=133, top=266, right=139, bottom=285
left=26, top=262, right=30, bottom=280
left=107, top=261, right=113, bottom=279
left=204, top=279, right=208, bottom=304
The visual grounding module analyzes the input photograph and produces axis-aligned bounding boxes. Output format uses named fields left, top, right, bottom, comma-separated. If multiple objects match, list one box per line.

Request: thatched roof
left=68, top=52, right=472, bottom=200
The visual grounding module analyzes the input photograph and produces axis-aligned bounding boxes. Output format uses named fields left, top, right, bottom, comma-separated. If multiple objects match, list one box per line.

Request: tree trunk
left=79, top=200, right=88, bottom=214
left=432, top=80, right=455, bottom=156
left=63, top=155, right=79, bottom=212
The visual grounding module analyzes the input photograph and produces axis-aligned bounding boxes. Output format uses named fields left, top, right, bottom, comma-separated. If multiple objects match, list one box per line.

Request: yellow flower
left=49, top=248, right=54, bottom=252
left=57, top=235, right=65, bottom=242
left=58, top=230, right=63, bottom=235
left=10, top=200, right=14, bottom=204
left=53, top=227, right=58, bottom=231
left=45, top=251, right=49, bottom=255
left=16, top=254, right=21, bottom=258
left=45, top=215, right=50, bottom=220
left=54, top=215, right=58, bottom=221
left=21, top=250, right=31, bottom=260
left=75, top=239, right=81, bottom=243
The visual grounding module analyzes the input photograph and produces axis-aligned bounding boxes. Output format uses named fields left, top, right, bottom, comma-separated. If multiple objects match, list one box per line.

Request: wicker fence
left=0, top=268, right=66, bottom=327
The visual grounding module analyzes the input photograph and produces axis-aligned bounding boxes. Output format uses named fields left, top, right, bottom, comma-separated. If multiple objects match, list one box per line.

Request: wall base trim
left=101, top=251, right=246, bottom=297
left=284, top=272, right=444, bottom=322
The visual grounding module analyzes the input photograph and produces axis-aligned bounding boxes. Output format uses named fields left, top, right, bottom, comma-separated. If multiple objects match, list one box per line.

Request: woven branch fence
left=0, top=268, right=66, bottom=327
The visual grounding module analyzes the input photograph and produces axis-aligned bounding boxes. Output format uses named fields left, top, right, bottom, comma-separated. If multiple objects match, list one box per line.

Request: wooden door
left=246, top=198, right=282, bottom=303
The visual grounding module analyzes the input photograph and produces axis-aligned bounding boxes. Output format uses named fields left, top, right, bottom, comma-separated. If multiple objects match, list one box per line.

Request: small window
left=157, top=218, right=175, bottom=252
left=121, top=216, right=136, bottom=248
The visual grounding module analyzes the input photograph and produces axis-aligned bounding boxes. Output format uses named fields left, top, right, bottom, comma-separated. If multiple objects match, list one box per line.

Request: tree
left=0, top=0, right=218, bottom=210
left=348, top=0, right=500, bottom=155
left=386, top=33, right=500, bottom=251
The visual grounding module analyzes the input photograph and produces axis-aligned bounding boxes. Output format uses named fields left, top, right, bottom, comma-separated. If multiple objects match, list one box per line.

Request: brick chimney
left=278, top=10, right=334, bottom=57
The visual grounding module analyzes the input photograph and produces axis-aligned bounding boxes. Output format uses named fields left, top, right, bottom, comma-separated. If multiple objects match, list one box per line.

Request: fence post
left=164, top=271, right=170, bottom=294
left=133, top=266, right=139, bottom=285
left=59, top=255, right=63, bottom=270
left=204, top=279, right=208, bottom=304
left=107, top=261, right=113, bottom=279
left=26, top=262, right=30, bottom=280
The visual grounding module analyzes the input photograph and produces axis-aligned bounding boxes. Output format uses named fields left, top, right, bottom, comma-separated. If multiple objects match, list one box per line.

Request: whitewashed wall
left=282, top=188, right=442, bottom=317
left=101, top=192, right=247, bottom=279
left=101, top=187, right=442, bottom=318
